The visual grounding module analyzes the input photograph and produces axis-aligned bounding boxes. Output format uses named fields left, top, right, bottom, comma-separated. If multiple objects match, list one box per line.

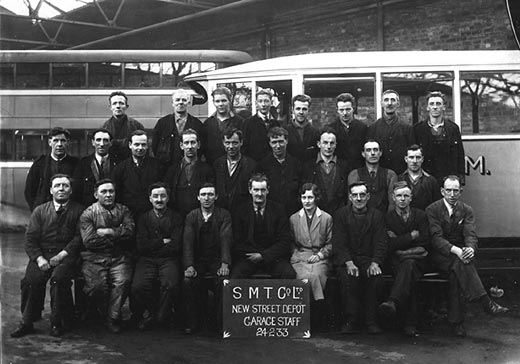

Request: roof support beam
left=0, top=13, right=132, bottom=30
left=154, top=0, right=213, bottom=10
left=0, top=37, right=70, bottom=47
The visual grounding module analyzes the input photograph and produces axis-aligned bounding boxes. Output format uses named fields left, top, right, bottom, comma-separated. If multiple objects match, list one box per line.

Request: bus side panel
left=1, top=166, right=29, bottom=208
left=463, top=139, right=520, bottom=238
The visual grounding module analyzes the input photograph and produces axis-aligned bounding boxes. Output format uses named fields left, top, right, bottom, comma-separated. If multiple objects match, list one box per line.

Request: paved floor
left=2, top=232, right=520, bottom=364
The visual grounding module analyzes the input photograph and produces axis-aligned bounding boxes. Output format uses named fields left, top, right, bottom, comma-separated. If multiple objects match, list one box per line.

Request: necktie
left=57, top=204, right=65, bottom=216
left=370, top=171, right=376, bottom=179
left=255, top=209, right=263, bottom=222
left=99, top=160, right=105, bottom=179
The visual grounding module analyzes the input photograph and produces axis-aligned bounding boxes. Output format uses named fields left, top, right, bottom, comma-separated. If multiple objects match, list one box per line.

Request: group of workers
left=11, top=86, right=508, bottom=340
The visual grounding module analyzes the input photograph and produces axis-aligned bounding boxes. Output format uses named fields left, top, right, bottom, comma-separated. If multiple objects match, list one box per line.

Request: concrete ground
left=2, top=232, right=520, bottom=364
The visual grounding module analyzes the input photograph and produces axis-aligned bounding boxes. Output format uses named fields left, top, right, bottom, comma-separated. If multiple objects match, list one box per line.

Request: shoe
left=50, top=325, right=63, bottom=337
left=452, top=323, right=466, bottom=337
left=107, top=319, right=122, bottom=333
left=367, top=324, right=383, bottom=334
left=403, top=325, right=418, bottom=337
left=10, top=323, right=34, bottom=338
left=340, top=321, right=357, bottom=334
left=485, top=300, right=509, bottom=315
left=378, top=301, right=396, bottom=319
left=137, top=316, right=153, bottom=331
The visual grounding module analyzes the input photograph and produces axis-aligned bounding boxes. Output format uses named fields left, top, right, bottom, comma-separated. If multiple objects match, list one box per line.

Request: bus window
left=52, top=63, right=86, bottom=88
left=382, top=72, right=454, bottom=125
left=0, top=130, right=14, bottom=160
left=89, top=62, right=122, bottom=88
left=162, top=62, right=216, bottom=88
left=16, top=63, right=49, bottom=88
left=304, top=75, right=376, bottom=129
left=256, top=80, right=292, bottom=124
left=217, top=82, right=252, bottom=119
left=124, top=63, right=160, bottom=88
left=13, top=131, right=48, bottom=161
left=0, top=63, right=14, bottom=88
left=460, top=71, right=520, bottom=134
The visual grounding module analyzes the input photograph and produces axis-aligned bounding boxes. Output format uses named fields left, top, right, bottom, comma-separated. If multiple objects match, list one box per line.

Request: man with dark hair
left=213, top=127, right=256, bottom=212
left=284, top=94, right=320, bottom=162
left=11, top=174, right=84, bottom=338
left=414, top=91, right=466, bottom=185
left=379, top=181, right=430, bottom=337
left=102, top=91, right=144, bottom=164
left=202, top=87, right=244, bottom=165
left=152, top=89, right=203, bottom=166
left=79, top=178, right=135, bottom=333
left=332, top=181, right=387, bottom=334
left=242, top=88, right=280, bottom=162
left=131, top=182, right=183, bottom=331
left=348, top=140, right=398, bottom=213
left=256, top=126, right=302, bottom=216
left=73, top=128, right=117, bottom=206
left=230, top=173, right=296, bottom=279
left=426, top=175, right=508, bottom=337
left=399, top=144, right=441, bottom=210
left=367, top=89, right=414, bottom=174
left=183, top=183, right=232, bottom=333
left=112, top=130, right=164, bottom=220
left=164, top=128, right=214, bottom=217
left=303, top=129, right=349, bottom=215
left=25, top=127, right=78, bottom=211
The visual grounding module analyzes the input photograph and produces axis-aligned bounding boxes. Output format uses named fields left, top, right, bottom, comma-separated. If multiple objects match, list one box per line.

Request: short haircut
left=48, top=127, right=71, bottom=139
left=392, top=180, right=411, bottom=192
left=91, top=128, right=113, bottom=141
left=222, top=127, right=242, bottom=141
left=291, top=94, right=312, bottom=107
left=50, top=173, right=72, bottom=185
left=256, top=88, right=273, bottom=99
left=129, top=129, right=147, bottom=142
left=199, top=182, right=216, bottom=193
left=148, top=181, right=170, bottom=197
left=336, top=92, right=356, bottom=105
left=442, top=175, right=461, bottom=187
left=109, top=91, right=128, bottom=104
left=426, top=91, right=446, bottom=104
left=181, top=128, right=200, bottom=142
left=406, top=144, right=424, bottom=156
left=171, top=88, right=190, bottom=98
left=212, top=87, right=232, bottom=101
left=382, top=89, right=400, bottom=101
left=248, top=173, right=269, bottom=189
left=319, top=127, right=337, bottom=139
left=348, top=181, right=368, bottom=194
left=363, top=139, right=380, bottom=150
left=94, top=178, right=115, bottom=192
left=300, top=182, right=321, bottom=203
left=267, top=126, right=288, bottom=140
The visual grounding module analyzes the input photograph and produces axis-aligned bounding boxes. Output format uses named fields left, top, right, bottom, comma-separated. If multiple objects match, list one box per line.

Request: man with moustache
left=25, top=127, right=78, bottom=211
left=367, top=89, right=414, bottom=174
left=256, top=127, right=302, bottom=216
left=242, top=88, right=280, bottom=162
left=348, top=140, right=398, bottom=213
left=284, top=94, right=320, bottom=163
left=329, top=92, right=368, bottom=173
left=152, top=89, right=203, bottom=166
left=303, top=129, right=349, bottom=215
left=213, top=128, right=256, bottom=213
left=102, top=91, right=144, bottom=164
left=164, top=129, right=214, bottom=217
left=73, top=128, right=117, bottom=207
left=11, top=174, right=84, bottom=338
left=202, top=87, right=244, bottom=165
left=131, top=182, right=183, bottom=331
left=79, top=179, right=135, bottom=333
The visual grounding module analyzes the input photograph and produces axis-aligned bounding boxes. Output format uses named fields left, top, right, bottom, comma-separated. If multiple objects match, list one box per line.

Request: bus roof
left=185, top=50, right=520, bottom=80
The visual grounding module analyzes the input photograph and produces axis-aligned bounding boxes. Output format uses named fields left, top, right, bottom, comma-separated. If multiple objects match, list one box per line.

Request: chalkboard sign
left=222, top=279, right=311, bottom=339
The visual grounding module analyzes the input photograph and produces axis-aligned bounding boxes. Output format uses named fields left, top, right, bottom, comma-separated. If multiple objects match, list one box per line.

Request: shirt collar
left=428, top=118, right=445, bottom=130
left=53, top=200, right=68, bottom=211
left=316, top=153, right=337, bottom=164
left=51, top=154, right=66, bottom=162
left=443, top=198, right=456, bottom=215
left=291, top=118, right=309, bottom=129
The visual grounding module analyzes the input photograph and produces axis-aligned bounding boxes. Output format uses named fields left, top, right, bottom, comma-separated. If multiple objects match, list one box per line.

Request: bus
left=0, top=49, right=252, bottom=209
left=184, top=50, right=520, bottom=239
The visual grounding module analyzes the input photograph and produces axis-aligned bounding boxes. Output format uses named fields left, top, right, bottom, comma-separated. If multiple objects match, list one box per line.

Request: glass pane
left=124, top=62, right=160, bottom=88
left=16, top=63, right=49, bottom=88
left=162, top=62, right=215, bottom=88
left=304, top=75, right=376, bottom=129
left=382, top=72, right=454, bottom=125
left=0, top=129, right=14, bottom=160
left=52, top=63, right=86, bottom=88
left=89, top=62, right=121, bottom=88
left=460, top=71, right=520, bottom=134
left=217, top=81, right=253, bottom=119
left=0, top=63, right=15, bottom=88
left=256, top=80, right=292, bottom=124
left=14, top=130, right=48, bottom=161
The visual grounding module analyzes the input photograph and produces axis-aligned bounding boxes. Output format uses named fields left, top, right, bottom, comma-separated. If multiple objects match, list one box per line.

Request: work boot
left=378, top=300, right=396, bottom=319
left=11, top=323, right=34, bottom=338
left=485, top=301, right=509, bottom=315
left=50, top=324, right=63, bottom=337
left=107, top=318, right=122, bottom=333
left=452, top=323, right=466, bottom=337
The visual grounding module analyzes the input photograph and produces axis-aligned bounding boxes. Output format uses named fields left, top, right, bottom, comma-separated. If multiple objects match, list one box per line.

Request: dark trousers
left=183, top=260, right=224, bottom=330
left=130, top=257, right=179, bottom=324
left=432, top=252, right=487, bottom=324
left=20, top=257, right=75, bottom=326
left=230, top=257, right=296, bottom=279
left=338, top=262, right=383, bottom=326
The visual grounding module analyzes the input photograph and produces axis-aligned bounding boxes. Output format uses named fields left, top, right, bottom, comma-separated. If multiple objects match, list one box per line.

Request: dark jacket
left=242, top=114, right=280, bottom=161
left=102, top=115, right=144, bottom=164
left=414, top=119, right=465, bottom=184
left=25, top=201, right=84, bottom=261
left=385, top=208, right=430, bottom=253
left=73, top=154, right=117, bottom=206
left=202, top=114, right=244, bottom=165
left=151, top=113, right=203, bottom=166
left=233, top=200, right=292, bottom=263
left=284, top=121, right=320, bottom=163
left=136, top=208, right=184, bottom=259
left=213, top=155, right=256, bottom=212
left=183, top=207, right=232, bottom=268
left=24, top=154, right=79, bottom=211
left=398, top=170, right=442, bottom=211
left=328, top=118, right=368, bottom=173
left=332, top=206, right=387, bottom=267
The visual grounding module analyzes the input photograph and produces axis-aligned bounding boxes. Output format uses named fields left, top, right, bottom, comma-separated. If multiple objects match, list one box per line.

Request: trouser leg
left=21, top=260, right=50, bottom=325
left=447, top=271, right=465, bottom=324
left=156, top=258, right=179, bottom=325
left=365, top=275, right=382, bottom=326
left=82, top=257, right=110, bottom=315
left=130, top=257, right=156, bottom=318
left=183, top=276, right=203, bottom=330
left=108, top=256, right=132, bottom=321
left=338, top=267, right=359, bottom=323
left=49, top=258, right=75, bottom=326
